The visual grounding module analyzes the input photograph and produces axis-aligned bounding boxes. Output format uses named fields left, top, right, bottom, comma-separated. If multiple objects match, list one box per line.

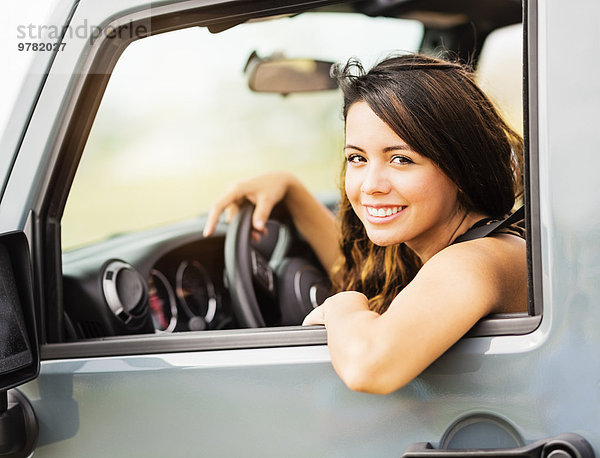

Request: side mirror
left=0, top=232, right=39, bottom=456
left=0, top=232, right=39, bottom=391
left=245, top=51, right=337, bottom=94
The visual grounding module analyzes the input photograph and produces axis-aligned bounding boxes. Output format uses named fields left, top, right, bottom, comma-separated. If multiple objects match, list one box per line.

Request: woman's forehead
left=345, top=102, right=409, bottom=147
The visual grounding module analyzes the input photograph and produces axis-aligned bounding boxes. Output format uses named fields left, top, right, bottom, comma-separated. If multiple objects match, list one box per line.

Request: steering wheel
left=224, top=202, right=331, bottom=328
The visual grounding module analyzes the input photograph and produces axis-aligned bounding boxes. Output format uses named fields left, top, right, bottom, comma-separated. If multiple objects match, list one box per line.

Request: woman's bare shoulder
left=421, top=234, right=527, bottom=313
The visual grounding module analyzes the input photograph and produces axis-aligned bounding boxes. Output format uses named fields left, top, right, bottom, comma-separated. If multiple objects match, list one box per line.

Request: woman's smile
left=363, top=205, right=407, bottom=223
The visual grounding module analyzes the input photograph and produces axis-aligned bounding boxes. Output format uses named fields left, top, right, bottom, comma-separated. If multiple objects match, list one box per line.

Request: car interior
left=50, top=0, right=532, bottom=346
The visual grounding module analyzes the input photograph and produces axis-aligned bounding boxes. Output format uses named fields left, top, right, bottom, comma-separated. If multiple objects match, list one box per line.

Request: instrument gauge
left=148, top=269, right=177, bottom=332
left=176, top=261, right=217, bottom=324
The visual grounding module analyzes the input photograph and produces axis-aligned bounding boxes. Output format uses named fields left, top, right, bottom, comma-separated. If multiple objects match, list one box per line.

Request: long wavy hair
left=330, top=54, right=523, bottom=314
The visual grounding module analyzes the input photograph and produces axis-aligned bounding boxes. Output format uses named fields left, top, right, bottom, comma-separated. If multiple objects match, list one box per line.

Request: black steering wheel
left=224, top=202, right=331, bottom=328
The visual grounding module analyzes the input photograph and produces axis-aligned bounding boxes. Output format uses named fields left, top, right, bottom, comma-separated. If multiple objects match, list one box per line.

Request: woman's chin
left=365, top=230, right=404, bottom=247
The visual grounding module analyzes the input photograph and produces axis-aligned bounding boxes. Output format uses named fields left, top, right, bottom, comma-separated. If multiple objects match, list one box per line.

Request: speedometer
left=175, top=261, right=217, bottom=324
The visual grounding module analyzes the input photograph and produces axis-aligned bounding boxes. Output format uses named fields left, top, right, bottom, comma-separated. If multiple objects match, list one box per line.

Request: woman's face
left=344, top=102, right=462, bottom=256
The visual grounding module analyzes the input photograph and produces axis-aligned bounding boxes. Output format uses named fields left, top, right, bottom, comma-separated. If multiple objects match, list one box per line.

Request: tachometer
left=148, top=269, right=177, bottom=332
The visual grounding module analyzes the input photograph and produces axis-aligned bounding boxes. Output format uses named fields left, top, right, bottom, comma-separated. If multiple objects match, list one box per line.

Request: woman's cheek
left=344, top=170, right=362, bottom=205
left=398, top=171, right=439, bottom=203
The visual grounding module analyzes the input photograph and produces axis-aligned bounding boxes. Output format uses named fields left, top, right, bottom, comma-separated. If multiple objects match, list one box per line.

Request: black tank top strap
left=452, top=206, right=525, bottom=244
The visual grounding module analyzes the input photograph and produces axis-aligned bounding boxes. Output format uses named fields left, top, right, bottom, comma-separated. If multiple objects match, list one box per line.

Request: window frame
left=38, top=0, right=542, bottom=360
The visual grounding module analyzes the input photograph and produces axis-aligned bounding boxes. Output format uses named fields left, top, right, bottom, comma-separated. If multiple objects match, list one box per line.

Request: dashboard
left=61, top=209, right=330, bottom=340
left=147, top=241, right=233, bottom=333
left=62, top=217, right=237, bottom=340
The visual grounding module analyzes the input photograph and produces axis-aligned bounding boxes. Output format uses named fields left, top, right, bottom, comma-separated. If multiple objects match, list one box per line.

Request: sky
left=1, top=0, right=58, bottom=134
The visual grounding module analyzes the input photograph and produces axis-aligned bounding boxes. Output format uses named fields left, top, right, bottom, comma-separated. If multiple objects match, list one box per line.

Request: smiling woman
left=329, top=55, right=524, bottom=316
left=204, top=54, right=527, bottom=394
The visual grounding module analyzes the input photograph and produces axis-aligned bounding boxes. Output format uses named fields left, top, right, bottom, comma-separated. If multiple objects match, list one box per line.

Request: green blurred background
left=61, top=15, right=521, bottom=251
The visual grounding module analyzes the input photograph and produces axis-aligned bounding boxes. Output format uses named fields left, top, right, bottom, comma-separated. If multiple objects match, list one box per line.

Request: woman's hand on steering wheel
left=203, top=171, right=295, bottom=238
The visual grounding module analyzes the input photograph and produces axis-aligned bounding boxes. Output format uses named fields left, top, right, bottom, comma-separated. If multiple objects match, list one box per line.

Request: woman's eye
left=392, top=155, right=413, bottom=165
left=346, top=154, right=366, bottom=164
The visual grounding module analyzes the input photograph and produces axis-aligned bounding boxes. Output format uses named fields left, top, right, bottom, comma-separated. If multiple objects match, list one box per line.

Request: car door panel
left=21, top=326, right=557, bottom=457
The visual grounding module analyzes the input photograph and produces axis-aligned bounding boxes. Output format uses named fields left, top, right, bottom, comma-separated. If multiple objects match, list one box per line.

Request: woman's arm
left=203, top=171, right=340, bottom=272
left=304, top=236, right=526, bottom=394
left=282, top=176, right=340, bottom=271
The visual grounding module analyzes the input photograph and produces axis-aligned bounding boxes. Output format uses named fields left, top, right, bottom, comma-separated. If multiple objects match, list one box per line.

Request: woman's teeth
left=366, top=206, right=404, bottom=217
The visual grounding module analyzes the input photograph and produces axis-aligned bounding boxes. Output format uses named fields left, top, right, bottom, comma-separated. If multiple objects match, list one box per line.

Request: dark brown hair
left=330, top=54, right=523, bottom=314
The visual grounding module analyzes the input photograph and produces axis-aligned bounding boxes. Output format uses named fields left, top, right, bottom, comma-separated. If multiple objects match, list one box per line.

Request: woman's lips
left=364, top=205, right=406, bottom=224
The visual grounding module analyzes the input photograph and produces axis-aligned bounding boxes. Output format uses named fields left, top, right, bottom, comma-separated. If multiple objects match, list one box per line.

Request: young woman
left=202, top=54, right=526, bottom=394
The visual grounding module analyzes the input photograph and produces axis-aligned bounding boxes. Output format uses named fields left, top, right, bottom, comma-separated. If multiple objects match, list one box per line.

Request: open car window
left=58, top=7, right=530, bottom=342
left=62, top=13, right=424, bottom=250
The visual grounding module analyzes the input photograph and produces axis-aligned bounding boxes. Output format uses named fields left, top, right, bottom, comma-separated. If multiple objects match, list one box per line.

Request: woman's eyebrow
left=344, top=144, right=365, bottom=152
left=344, top=144, right=411, bottom=152
left=383, top=145, right=411, bottom=152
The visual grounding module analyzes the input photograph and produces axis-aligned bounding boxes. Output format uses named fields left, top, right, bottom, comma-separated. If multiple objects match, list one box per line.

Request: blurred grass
left=62, top=87, right=345, bottom=250
left=62, top=154, right=343, bottom=250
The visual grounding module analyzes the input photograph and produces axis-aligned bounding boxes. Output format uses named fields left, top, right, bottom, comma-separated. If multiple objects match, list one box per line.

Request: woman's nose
left=360, top=164, right=391, bottom=195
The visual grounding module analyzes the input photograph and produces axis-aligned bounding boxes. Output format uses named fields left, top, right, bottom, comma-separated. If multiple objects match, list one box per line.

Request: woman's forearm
left=315, top=291, right=423, bottom=395
left=320, top=292, right=391, bottom=392
left=283, top=174, right=341, bottom=272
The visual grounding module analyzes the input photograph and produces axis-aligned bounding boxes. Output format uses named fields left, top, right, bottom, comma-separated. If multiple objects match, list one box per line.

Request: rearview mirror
left=245, top=51, right=337, bottom=94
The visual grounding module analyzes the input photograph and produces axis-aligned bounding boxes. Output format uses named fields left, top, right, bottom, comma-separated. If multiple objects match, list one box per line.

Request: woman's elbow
left=335, top=354, right=413, bottom=395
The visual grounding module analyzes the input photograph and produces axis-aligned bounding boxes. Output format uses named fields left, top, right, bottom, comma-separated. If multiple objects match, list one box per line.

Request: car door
left=1, top=0, right=599, bottom=456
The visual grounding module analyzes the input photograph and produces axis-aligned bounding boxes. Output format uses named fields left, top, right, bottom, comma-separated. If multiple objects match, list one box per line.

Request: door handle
left=402, top=433, right=594, bottom=458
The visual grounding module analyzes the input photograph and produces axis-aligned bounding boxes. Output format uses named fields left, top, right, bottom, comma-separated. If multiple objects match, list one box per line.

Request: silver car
left=0, top=0, right=599, bottom=456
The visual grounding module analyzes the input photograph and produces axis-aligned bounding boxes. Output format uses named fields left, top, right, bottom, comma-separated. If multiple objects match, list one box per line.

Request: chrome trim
left=308, top=285, right=320, bottom=309
left=269, top=223, right=291, bottom=270
left=41, top=326, right=328, bottom=359
left=102, top=260, right=146, bottom=322
left=175, top=260, right=218, bottom=323
left=149, top=268, right=178, bottom=333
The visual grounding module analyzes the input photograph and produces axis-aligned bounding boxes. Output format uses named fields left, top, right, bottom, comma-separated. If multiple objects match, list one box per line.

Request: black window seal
left=524, top=0, right=543, bottom=318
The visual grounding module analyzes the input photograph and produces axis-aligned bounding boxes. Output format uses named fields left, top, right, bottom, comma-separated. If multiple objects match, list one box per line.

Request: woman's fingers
left=302, top=306, right=325, bottom=326
left=202, top=189, right=273, bottom=237
left=202, top=173, right=289, bottom=237
left=251, top=196, right=275, bottom=232
left=224, top=203, right=240, bottom=223
left=203, top=187, right=241, bottom=237
left=202, top=205, right=221, bottom=237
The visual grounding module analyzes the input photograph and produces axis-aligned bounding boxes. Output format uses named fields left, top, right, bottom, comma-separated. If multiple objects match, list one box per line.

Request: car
left=1, top=0, right=599, bottom=456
